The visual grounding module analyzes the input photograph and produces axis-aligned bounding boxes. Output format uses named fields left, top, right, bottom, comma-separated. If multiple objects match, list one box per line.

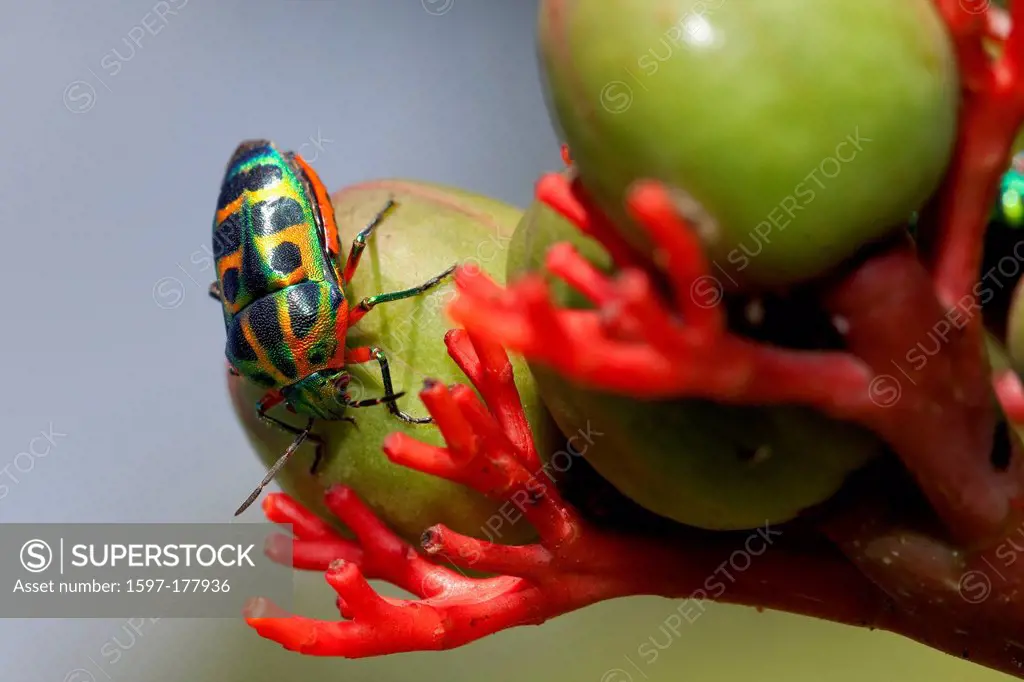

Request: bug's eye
left=334, top=375, right=351, bottom=389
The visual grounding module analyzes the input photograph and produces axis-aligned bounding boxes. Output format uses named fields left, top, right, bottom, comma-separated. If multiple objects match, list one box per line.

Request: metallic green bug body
left=211, top=141, right=350, bottom=409
left=208, top=139, right=456, bottom=515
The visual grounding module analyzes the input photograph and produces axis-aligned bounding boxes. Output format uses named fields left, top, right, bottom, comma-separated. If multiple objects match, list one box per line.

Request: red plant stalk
left=447, top=0, right=1024, bottom=549
left=245, top=329, right=892, bottom=655
left=244, top=330, right=1024, bottom=676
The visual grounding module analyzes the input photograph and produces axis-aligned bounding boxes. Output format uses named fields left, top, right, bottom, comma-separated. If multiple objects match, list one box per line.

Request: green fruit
left=537, top=0, right=959, bottom=289
left=507, top=197, right=883, bottom=530
left=229, top=179, right=556, bottom=545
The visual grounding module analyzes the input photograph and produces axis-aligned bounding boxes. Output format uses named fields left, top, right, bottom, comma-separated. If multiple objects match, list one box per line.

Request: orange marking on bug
left=216, top=196, right=244, bottom=225
left=216, top=251, right=244, bottom=312
left=256, top=224, right=325, bottom=289
left=239, top=317, right=289, bottom=386
left=277, top=294, right=314, bottom=380
left=292, top=153, right=341, bottom=258
left=217, top=250, right=242, bottom=277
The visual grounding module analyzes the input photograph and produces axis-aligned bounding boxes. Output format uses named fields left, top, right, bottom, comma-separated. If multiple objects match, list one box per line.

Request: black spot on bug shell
left=287, top=283, right=320, bottom=339
left=247, top=299, right=298, bottom=381
left=213, top=213, right=243, bottom=258
left=253, top=197, right=305, bottom=236
left=248, top=298, right=285, bottom=347
left=226, top=322, right=258, bottom=363
left=222, top=268, right=240, bottom=304
left=271, top=242, right=302, bottom=274
left=216, top=163, right=282, bottom=210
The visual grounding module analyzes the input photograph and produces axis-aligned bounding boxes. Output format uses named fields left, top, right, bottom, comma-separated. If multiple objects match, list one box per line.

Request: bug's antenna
left=234, top=418, right=314, bottom=516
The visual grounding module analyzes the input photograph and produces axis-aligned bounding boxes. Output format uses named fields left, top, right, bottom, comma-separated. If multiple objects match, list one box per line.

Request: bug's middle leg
left=344, top=346, right=432, bottom=424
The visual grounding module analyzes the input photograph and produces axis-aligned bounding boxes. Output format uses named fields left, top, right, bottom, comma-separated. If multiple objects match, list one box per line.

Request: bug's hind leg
left=341, top=198, right=399, bottom=285
left=344, top=346, right=432, bottom=424
left=347, top=264, right=457, bottom=326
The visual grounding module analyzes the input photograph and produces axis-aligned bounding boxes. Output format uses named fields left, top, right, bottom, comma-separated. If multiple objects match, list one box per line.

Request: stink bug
left=208, top=140, right=455, bottom=516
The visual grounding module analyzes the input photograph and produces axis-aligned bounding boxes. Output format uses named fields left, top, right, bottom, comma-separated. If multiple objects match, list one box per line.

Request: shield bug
left=209, top=140, right=454, bottom=515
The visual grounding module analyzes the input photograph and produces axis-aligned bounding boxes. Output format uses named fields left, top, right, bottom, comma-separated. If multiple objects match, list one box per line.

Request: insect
left=995, top=152, right=1024, bottom=228
left=208, top=139, right=455, bottom=516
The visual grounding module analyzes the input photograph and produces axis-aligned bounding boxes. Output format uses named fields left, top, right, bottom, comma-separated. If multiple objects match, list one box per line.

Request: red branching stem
left=243, top=329, right=1024, bottom=675
left=243, top=320, right=1024, bottom=676
left=450, top=176, right=876, bottom=419
left=535, top=173, right=644, bottom=270
left=244, top=330, right=1024, bottom=675
left=278, top=487, right=449, bottom=594
left=252, top=484, right=899, bottom=658
left=990, top=5, right=1011, bottom=42
left=545, top=243, right=617, bottom=306
left=627, top=181, right=725, bottom=336
left=246, top=332, right=896, bottom=658
left=820, top=241, right=1015, bottom=545
left=926, top=0, right=1024, bottom=313
left=446, top=330, right=541, bottom=475
left=934, top=0, right=992, bottom=92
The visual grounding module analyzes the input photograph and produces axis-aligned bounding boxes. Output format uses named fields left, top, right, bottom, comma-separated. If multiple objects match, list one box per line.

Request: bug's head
left=280, top=370, right=353, bottom=421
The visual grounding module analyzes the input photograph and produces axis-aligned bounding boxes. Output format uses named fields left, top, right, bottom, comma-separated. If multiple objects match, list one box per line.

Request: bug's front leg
left=340, top=198, right=399, bottom=286
left=255, top=391, right=328, bottom=474
left=344, top=347, right=432, bottom=424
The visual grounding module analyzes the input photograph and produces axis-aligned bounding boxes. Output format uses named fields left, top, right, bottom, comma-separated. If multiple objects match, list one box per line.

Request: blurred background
left=0, top=0, right=1010, bottom=679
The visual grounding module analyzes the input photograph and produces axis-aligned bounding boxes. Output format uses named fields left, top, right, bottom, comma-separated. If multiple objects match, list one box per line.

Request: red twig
left=452, top=178, right=876, bottom=416
left=246, top=331, right=894, bottom=657
left=243, top=329, right=1024, bottom=677
left=925, top=0, right=1024, bottom=311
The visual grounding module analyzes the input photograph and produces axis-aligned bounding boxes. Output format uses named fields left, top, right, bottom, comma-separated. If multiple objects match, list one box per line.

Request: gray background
left=0, top=0, right=1001, bottom=680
